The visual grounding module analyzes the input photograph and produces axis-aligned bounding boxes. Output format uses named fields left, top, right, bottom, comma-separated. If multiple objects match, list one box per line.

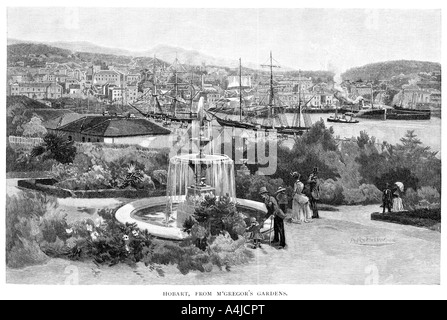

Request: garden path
left=6, top=182, right=440, bottom=285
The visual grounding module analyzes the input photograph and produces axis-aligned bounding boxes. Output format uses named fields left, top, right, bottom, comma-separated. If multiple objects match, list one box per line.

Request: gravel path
left=6, top=183, right=440, bottom=285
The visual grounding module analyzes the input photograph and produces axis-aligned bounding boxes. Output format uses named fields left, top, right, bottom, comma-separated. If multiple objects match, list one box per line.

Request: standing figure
left=260, top=187, right=287, bottom=249
left=246, top=217, right=262, bottom=249
left=392, top=182, right=405, bottom=212
left=276, top=186, right=288, bottom=215
left=382, top=183, right=393, bottom=214
left=308, top=167, right=320, bottom=219
left=291, top=172, right=312, bottom=224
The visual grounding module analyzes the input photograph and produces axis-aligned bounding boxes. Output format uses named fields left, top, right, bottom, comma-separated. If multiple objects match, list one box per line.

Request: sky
left=7, top=7, right=442, bottom=72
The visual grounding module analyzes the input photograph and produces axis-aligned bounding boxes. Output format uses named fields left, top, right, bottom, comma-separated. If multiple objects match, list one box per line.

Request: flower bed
left=371, top=208, right=441, bottom=232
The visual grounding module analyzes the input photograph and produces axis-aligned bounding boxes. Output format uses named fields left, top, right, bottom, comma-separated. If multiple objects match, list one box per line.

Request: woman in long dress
left=392, top=182, right=405, bottom=212
left=291, top=172, right=312, bottom=223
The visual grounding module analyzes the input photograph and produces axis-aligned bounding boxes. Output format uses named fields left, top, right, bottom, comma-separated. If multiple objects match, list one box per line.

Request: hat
left=276, top=186, right=287, bottom=194
left=259, top=187, right=269, bottom=195
left=291, top=172, right=300, bottom=179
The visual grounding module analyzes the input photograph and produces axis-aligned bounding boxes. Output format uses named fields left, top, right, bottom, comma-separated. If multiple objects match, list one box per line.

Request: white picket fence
left=8, top=136, right=43, bottom=150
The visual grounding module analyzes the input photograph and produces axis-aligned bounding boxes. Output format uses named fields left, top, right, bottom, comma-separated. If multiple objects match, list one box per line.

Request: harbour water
left=213, top=113, right=441, bottom=155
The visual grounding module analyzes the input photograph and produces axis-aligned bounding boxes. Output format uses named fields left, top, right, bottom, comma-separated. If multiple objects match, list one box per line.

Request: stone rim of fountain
left=115, top=197, right=269, bottom=241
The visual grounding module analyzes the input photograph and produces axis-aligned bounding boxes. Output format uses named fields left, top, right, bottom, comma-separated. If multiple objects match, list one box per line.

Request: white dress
left=292, top=181, right=312, bottom=222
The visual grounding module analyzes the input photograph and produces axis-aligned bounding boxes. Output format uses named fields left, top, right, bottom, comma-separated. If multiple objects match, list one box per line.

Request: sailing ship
left=258, top=52, right=311, bottom=135
left=213, top=53, right=311, bottom=136
left=213, top=58, right=261, bottom=130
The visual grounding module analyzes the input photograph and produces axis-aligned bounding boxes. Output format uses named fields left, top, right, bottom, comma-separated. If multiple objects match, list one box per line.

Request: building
left=9, top=82, right=63, bottom=99
left=68, top=84, right=82, bottom=95
left=93, top=70, right=122, bottom=86
left=53, top=116, right=171, bottom=145
left=392, top=85, right=432, bottom=108
left=429, top=89, right=441, bottom=107
left=126, top=74, right=141, bottom=83
left=355, top=84, right=373, bottom=97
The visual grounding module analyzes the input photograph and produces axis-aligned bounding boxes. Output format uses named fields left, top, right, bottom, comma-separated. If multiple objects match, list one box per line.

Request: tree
left=22, top=116, right=47, bottom=138
left=32, top=133, right=77, bottom=164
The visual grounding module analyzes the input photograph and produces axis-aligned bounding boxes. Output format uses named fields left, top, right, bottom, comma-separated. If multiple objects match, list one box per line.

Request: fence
left=8, top=136, right=43, bottom=151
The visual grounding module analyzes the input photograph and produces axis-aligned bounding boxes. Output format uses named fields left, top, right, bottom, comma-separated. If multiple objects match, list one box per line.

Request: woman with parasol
left=392, top=182, right=405, bottom=212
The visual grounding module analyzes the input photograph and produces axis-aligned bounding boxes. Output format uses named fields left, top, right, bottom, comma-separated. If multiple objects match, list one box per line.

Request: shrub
left=150, top=234, right=254, bottom=275
left=32, top=132, right=77, bottom=164
left=6, top=192, right=55, bottom=268
left=190, top=195, right=247, bottom=244
left=404, top=187, right=441, bottom=211
left=343, top=184, right=382, bottom=205
left=319, top=179, right=344, bottom=205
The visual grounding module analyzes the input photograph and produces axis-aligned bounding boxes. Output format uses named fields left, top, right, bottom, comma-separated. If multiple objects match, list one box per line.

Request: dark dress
left=264, top=196, right=286, bottom=248
left=382, top=187, right=393, bottom=213
left=308, top=174, right=320, bottom=219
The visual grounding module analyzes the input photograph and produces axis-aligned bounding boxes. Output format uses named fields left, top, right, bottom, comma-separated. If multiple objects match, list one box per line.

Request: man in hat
left=382, top=183, right=393, bottom=214
left=260, top=187, right=287, bottom=249
left=308, top=167, right=320, bottom=219
left=276, top=186, right=288, bottom=214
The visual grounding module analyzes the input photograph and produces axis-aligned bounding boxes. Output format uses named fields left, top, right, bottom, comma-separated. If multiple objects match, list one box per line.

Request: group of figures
left=246, top=168, right=321, bottom=251
left=382, top=182, right=405, bottom=214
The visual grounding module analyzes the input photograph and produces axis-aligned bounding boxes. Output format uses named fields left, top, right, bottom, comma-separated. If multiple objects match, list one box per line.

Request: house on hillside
left=52, top=116, right=171, bottom=145
left=9, top=82, right=63, bottom=99
left=93, top=70, right=122, bottom=86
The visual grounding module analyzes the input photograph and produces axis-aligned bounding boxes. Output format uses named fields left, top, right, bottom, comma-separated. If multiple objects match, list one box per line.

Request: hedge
left=371, top=208, right=441, bottom=231
left=17, top=179, right=166, bottom=199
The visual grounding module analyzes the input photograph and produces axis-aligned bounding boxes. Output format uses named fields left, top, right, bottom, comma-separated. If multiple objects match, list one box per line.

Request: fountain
left=116, top=97, right=270, bottom=240
left=166, top=98, right=236, bottom=228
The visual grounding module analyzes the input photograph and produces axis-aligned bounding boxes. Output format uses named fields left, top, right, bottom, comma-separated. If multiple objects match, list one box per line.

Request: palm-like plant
left=121, top=163, right=144, bottom=189
left=31, top=133, right=77, bottom=164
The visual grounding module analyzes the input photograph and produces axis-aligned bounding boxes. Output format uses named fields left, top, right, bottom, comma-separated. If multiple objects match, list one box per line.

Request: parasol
left=395, top=182, right=405, bottom=192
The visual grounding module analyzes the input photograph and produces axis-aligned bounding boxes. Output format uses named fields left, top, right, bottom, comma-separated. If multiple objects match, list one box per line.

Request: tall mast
left=190, top=69, right=194, bottom=116
left=269, top=51, right=274, bottom=107
left=298, top=71, right=301, bottom=127
left=153, top=54, right=157, bottom=115
left=239, top=58, right=243, bottom=122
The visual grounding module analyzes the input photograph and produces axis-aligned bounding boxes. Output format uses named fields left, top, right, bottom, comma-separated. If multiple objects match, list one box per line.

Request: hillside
left=342, top=60, right=441, bottom=82
left=7, top=43, right=73, bottom=65
left=8, top=39, right=297, bottom=71
left=6, top=96, right=75, bottom=136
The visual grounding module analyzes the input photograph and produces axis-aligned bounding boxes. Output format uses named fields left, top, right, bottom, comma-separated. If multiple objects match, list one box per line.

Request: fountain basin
left=115, top=197, right=270, bottom=241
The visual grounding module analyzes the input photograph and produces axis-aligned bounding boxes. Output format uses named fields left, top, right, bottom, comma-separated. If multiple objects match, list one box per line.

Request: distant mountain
left=46, top=41, right=136, bottom=57
left=7, top=38, right=294, bottom=71
left=342, top=60, right=441, bottom=82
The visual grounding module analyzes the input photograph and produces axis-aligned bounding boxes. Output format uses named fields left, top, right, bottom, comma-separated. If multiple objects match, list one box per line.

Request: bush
left=6, top=192, right=57, bottom=268
left=49, top=144, right=166, bottom=191
left=319, top=179, right=344, bottom=205
left=343, top=184, right=382, bottom=205
left=236, top=174, right=285, bottom=202
left=404, top=187, right=441, bottom=211
left=7, top=143, right=57, bottom=173
left=151, top=233, right=254, bottom=275
left=188, top=195, right=247, bottom=246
